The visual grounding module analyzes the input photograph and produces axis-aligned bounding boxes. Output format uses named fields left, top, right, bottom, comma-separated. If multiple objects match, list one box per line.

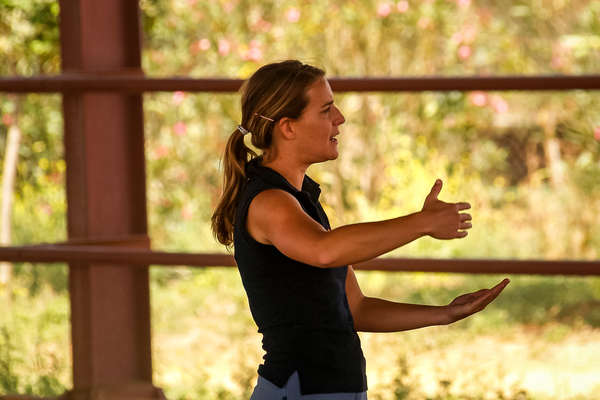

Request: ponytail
left=211, top=127, right=257, bottom=249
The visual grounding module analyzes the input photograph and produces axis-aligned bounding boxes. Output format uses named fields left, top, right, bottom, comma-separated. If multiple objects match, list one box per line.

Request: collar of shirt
left=245, top=156, right=322, bottom=203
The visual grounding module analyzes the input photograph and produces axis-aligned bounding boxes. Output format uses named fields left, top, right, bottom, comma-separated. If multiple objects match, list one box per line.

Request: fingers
left=474, top=279, right=510, bottom=310
left=456, top=202, right=471, bottom=211
left=468, top=287, right=501, bottom=313
left=449, top=279, right=510, bottom=322
left=428, top=179, right=443, bottom=200
left=454, top=289, right=487, bottom=304
left=471, top=289, right=492, bottom=303
left=458, top=213, right=472, bottom=232
left=492, top=278, right=510, bottom=294
left=473, top=296, right=494, bottom=313
left=474, top=279, right=509, bottom=300
left=423, top=186, right=473, bottom=239
left=454, top=291, right=481, bottom=303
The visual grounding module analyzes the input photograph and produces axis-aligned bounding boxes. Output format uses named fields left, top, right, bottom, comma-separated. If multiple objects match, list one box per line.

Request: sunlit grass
left=0, top=267, right=598, bottom=399
left=149, top=267, right=600, bottom=400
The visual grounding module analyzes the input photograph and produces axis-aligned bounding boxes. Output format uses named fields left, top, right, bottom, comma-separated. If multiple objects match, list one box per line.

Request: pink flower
left=478, top=8, right=492, bottom=25
left=223, top=2, right=235, bottom=14
left=462, top=25, right=477, bottom=43
left=198, top=38, right=210, bottom=51
left=172, top=91, right=186, bottom=105
left=551, top=42, right=570, bottom=70
left=594, top=126, right=600, bottom=141
left=477, top=7, right=493, bottom=26
left=254, top=17, right=272, bottom=32
left=173, top=122, right=187, bottom=136
left=469, top=91, right=487, bottom=107
left=153, top=145, right=169, bottom=159
left=1, top=114, right=13, bottom=126
left=243, top=40, right=263, bottom=62
left=286, top=7, right=300, bottom=23
left=490, top=95, right=509, bottom=114
left=417, top=17, right=432, bottom=29
left=458, top=45, right=471, bottom=60
left=551, top=55, right=564, bottom=69
left=377, top=2, right=393, bottom=17
left=218, top=39, right=231, bottom=56
left=40, top=203, right=53, bottom=216
left=181, top=205, right=193, bottom=220
left=397, top=1, right=409, bottom=13
left=451, top=32, right=463, bottom=44
left=246, top=47, right=262, bottom=61
left=457, top=0, right=471, bottom=8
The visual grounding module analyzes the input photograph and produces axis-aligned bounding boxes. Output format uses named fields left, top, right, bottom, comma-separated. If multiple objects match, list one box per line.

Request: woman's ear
left=277, top=117, right=297, bottom=140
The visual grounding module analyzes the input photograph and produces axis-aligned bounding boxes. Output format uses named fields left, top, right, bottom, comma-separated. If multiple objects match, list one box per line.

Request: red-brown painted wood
left=0, top=246, right=597, bottom=276
left=0, top=74, right=599, bottom=93
left=58, top=0, right=163, bottom=398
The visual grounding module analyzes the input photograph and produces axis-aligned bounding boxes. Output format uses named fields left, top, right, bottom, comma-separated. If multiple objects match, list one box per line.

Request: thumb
left=427, top=179, right=443, bottom=201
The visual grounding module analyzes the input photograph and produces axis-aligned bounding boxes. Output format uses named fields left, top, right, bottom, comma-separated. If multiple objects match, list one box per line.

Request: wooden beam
left=0, top=74, right=599, bottom=93
left=0, top=246, right=597, bottom=276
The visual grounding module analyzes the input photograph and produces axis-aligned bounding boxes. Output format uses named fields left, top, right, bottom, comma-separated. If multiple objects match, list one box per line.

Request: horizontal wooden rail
left=0, top=74, right=599, bottom=93
left=0, top=245, right=597, bottom=275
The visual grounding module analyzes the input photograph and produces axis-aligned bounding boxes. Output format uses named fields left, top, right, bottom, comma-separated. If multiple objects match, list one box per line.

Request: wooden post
left=58, top=1, right=165, bottom=398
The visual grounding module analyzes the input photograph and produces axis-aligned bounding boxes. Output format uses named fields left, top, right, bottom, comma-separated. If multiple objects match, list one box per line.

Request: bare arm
left=321, top=212, right=430, bottom=267
left=249, top=179, right=471, bottom=268
left=345, top=265, right=446, bottom=332
left=345, top=265, right=510, bottom=332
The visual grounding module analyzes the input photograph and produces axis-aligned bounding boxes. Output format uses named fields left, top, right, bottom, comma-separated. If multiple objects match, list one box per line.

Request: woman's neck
left=259, top=154, right=307, bottom=192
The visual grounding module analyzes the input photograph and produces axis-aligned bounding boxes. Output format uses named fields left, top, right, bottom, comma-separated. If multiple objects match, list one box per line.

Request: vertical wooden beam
left=58, top=1, right=164, bottom=398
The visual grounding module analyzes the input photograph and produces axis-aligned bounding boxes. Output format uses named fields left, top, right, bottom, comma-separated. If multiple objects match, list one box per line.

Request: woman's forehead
left=306, top=77, right=333, bottom=105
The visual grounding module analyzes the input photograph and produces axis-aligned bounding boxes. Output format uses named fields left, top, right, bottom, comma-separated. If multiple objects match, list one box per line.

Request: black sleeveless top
left=233, top=156, right=368, bottom=394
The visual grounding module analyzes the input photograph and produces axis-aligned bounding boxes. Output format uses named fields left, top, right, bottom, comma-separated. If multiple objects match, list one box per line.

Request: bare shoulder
left=250, top=189, right=300, bottom=220
left=246, top=189, right=300, bottom=245
left=246, top=188, right=329, bottom=266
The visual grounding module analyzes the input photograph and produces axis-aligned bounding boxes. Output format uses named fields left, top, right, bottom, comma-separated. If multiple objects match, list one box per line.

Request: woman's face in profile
left=293, top=76, right=346, bottom=163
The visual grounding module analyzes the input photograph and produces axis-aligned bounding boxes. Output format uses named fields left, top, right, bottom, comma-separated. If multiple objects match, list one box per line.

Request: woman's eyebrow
left=321, top=100, right=334, bottom=108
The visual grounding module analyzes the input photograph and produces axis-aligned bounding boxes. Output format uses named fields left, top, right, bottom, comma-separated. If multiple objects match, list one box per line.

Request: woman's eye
left=322, top=107, right=331, bottom=113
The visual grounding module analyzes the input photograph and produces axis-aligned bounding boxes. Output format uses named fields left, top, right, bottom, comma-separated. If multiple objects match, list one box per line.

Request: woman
left=211, top=60, right=509, bottom=400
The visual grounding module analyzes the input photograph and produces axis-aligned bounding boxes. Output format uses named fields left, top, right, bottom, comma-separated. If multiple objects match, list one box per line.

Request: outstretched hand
left=445, top=278, right=510, bottom=324
left=422, top=179, right=472, bottom=239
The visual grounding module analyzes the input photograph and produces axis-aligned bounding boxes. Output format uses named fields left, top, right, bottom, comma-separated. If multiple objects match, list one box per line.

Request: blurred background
left=0, top=0, right=599, bottom=399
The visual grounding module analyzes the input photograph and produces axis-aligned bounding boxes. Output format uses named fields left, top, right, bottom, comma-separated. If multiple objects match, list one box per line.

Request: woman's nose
left=334, top=105, right=345, bottom=125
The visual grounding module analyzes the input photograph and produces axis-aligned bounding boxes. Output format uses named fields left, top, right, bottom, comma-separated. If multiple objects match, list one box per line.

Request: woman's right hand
left=421, top=179, right=472, bottom=239
left=444, top=278, right=510, bottom=324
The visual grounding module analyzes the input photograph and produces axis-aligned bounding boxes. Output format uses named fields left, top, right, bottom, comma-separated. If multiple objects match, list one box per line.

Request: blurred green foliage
left=0, top=0, right=66, bottom=290
left=138, top=0, right=600, bottom=261
left=0, top=271, right=70, bottom=396
left=0, top=0, right=599, bottom=398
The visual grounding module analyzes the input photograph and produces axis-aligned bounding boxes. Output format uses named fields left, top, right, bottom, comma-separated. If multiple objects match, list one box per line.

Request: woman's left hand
left=444, top=278, right=510, bottom=324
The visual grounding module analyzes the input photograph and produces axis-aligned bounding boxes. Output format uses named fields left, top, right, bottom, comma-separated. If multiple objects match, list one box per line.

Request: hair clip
left=254, top=112, right=275, bottom=122
left=237, top=125, right=250, bottom=135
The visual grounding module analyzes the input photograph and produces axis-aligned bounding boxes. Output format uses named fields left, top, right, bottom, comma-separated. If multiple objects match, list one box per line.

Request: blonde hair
left=211, top=60, right=325, bottom=249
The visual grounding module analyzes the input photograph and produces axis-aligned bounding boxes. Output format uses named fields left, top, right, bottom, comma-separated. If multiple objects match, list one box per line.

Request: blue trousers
left=249, top=370, right=368, bottom=400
